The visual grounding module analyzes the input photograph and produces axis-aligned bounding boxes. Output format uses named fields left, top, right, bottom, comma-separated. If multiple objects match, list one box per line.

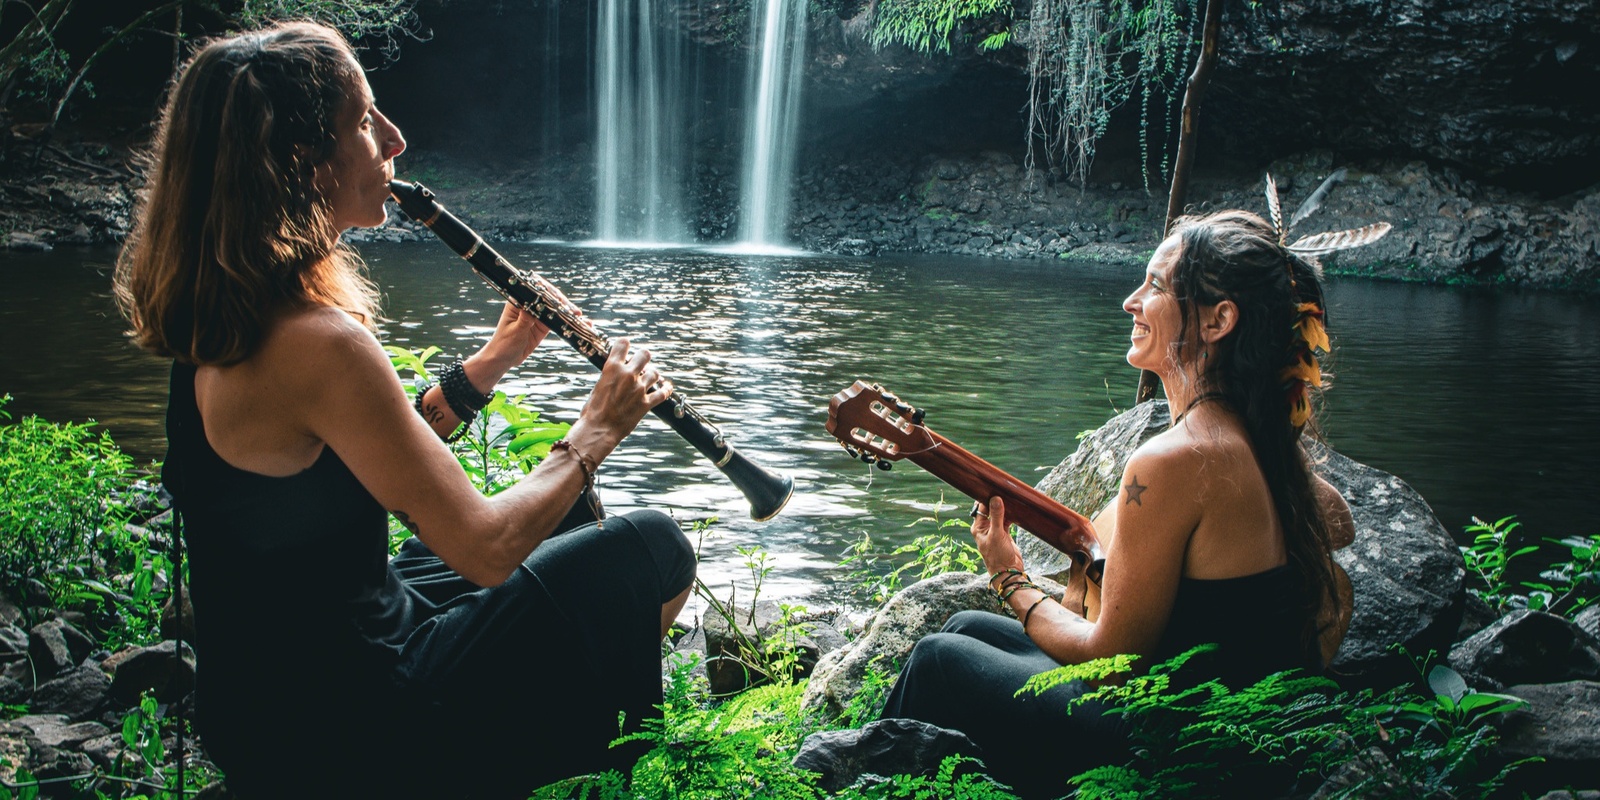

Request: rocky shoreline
left=4, top=132, right=1596, bottom=293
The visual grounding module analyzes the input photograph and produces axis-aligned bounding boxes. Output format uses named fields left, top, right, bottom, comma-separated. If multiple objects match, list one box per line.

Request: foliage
left=1018, top=645, right=1529, bottom=799
left=0, top=396, right=142, bottom=613
left=530, top=656, right=1021, bottom=800
left=1460, top=514, right=1600, bottom=619
left=0, top=693, right=220, bottom=799
left=1025, top=0, right=1200, bottom=188
left=386, top=345, right=569, bottom=552
left=0, top=0, right=428, bottom=125
left=840, top=496, right=982, bottom=605
left=870, top=0, right=1013, bottom=54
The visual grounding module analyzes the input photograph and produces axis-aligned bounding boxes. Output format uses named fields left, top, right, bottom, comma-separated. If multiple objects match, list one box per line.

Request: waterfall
left=595, top=0, right=689, bottom=244
left=738, top=0, right=807, bottom=249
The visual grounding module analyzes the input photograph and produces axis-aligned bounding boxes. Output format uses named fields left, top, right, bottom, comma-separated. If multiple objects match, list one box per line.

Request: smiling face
left=1122, top=236, right=1186, bottom=374
left=316, top=63, right=406, bottom=231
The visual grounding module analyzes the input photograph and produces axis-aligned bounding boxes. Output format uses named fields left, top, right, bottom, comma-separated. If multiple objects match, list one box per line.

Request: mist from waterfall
left=595, top=0, right=689, bottom=244
left=738, top=0, right=807, bottom=249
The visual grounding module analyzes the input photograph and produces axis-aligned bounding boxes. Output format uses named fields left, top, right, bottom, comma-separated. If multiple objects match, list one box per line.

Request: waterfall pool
left=3, top=242, right=1596, bottom=611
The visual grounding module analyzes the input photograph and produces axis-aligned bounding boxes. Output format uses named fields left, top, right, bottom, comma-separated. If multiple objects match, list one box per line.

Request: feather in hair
left=1288, top=222, right=1392, bottom=256
left=1264, top=173, right=1285, bottom=245
left=1295, top=303, right=1331, bottom=353
left=1289, top=167, right=1347, bottom=230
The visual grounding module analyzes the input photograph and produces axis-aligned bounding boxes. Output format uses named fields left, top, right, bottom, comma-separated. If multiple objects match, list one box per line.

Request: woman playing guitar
left=878, top=210, right=1358, bottom=799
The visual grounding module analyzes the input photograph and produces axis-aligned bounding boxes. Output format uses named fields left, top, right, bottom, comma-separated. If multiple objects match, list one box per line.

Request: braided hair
left=1165, top=209, right=1338, bottom=665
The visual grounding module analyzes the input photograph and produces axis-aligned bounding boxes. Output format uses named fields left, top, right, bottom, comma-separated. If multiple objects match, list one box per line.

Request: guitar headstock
left=825, top=381, right=934, bottom=468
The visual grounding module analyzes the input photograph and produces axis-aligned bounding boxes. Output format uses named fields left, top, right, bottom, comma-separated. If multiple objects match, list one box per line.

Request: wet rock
left=29, top=666, right=112, bottom=721
left=793, top=717, right=981, bottom=792
left=1575, top=604, right=1600, bottom=641
left=0, top=596, right=20, bottom=627
left=105, top=640, right=197, bottom=705
left=1449, top=610, right=1600, bottom=690
left=0, top=714, right=109, bottom=750
left=802, top=572, right=996, bottom=719
left=28, top=620, right=76, bottom=682
left=23, top=579, right=51, bottom=609
left=1457, top=593, right=1499, bottom=641
left=0, top=676, right=24, bottom=704
left=1496, top=681, right=1600, bottom=793
left=4, top=231, right=51, bottom=252
left=0, top=624, right=27, bottom=661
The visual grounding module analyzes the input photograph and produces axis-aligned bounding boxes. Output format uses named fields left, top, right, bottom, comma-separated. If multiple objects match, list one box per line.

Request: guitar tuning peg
left=875, top=459, right=892, bottom=471
left=893, top=402, right=913, bottom=416
left=860, top=452, right=875, bottom=464
left=843, top=445, right=860, bottom=459
left=910, top=408, right=926, bottom=425
left=881, top=391, right=899, bottom=404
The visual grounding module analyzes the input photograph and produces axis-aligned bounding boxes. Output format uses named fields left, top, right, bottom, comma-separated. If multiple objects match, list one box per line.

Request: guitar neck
left=907, top=428, right=1100, bottom=562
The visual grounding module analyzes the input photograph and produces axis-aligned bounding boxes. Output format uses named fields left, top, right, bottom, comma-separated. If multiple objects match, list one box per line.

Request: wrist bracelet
left=553, top=439, right=605, bottom=526
left=441, top=359, right=493, bottom=424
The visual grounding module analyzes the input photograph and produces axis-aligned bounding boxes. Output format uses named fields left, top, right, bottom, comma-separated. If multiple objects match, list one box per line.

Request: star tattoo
left=1123, top=475, right=1148, bottom=506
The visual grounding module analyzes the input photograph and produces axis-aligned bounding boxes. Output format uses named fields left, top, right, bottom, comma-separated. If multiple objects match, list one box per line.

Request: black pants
left=880, top=610, right=1128, bottom=800
left=389, top=508, right=696, bottom=799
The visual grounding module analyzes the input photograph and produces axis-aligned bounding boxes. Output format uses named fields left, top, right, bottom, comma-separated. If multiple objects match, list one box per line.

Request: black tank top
left=1156, top=564, right=1322, bottom=687
left=162, top=362, right=420, bottom=778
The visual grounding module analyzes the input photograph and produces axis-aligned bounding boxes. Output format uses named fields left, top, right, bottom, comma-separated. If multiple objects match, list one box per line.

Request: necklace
left=1171, top=392, right=1228, bottom=427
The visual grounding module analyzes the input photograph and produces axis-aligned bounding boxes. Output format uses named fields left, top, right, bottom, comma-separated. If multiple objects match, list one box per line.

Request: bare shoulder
left=1117, top=431, right=1209, bottom=510
left=257, top=306, right=387, bottom=384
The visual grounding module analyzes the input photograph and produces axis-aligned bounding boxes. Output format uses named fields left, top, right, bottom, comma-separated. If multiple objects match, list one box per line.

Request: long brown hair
left=1167, top=210, right=1339, bottom=665
left=114, top=21, right=380, bottom=365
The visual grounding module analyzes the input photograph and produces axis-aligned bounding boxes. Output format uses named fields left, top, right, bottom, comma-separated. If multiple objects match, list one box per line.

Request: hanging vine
left=1024, top=0, right=1199, bottom=187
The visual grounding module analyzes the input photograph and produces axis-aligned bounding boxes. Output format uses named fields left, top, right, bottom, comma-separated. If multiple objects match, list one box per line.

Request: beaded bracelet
left=553, top=439, right=605, bottom=527
left=440, top=360, right=492, bottom=425
left=1022, top=594, right=1053, bottom=631
left=1000, top=580, right=1044, bottom=602
left=988, top=568, right=1026, bottom=589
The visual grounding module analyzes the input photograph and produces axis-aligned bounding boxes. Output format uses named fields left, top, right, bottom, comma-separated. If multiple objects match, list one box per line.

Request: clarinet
left=389, top=180, right=795, bottom=521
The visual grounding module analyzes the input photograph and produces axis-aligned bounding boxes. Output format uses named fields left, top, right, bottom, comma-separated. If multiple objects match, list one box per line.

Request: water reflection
left=2, top=244, right=1597, bottom=609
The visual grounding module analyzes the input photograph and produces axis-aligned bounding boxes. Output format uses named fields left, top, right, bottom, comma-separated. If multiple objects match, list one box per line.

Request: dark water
left=2, top=243, right=1597, bottom=608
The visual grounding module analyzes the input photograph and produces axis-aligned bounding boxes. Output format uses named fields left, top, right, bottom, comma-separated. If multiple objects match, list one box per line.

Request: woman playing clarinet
left=113, top=22, right=695, bottom=798
left=880, top=210, right=1358, bottom=798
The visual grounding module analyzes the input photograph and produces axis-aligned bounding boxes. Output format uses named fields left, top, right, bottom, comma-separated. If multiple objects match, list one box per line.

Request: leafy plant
left=870, top=0, right=1013, bottom=54
left=1461, top=515, right=1539, bottom=614
left=1523, top=532, right=1600, bottom=617
left=1459, top=515, right=1599, bottom=620
left=840, top=495, right=982, bottom=605
left=0, top=396, right=138, bottom=612
left=385, top=346, right=570, bottom=551
left=1019, top=645, right=1530, bottom=799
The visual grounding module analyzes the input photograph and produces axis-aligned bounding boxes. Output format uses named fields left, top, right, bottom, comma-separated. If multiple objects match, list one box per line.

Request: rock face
left=699, top=600, right=845, bottom=695
left=1449, top=610, right=1600, bottom=690
left=802, top=572, right=996, bottom=720
left=793, top=718, right=981, bottom=792
left=1218, top=0, right=1600, bottom=178
left=1496, top=681, right=1600, bottom=792
left=1019, top=400, right=1465, bottom=683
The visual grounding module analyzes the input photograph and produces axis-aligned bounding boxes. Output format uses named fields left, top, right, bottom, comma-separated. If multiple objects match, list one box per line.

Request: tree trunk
left=1138, top=0, right=1224, bottom=405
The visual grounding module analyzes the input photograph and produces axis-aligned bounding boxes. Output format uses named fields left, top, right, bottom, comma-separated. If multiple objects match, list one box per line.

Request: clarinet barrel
left=389, top=180, right=795, bottom=521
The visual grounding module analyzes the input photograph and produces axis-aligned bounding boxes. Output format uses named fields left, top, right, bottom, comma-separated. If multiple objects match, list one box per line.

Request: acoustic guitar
left=825, top=380, right=1353, bottom=666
